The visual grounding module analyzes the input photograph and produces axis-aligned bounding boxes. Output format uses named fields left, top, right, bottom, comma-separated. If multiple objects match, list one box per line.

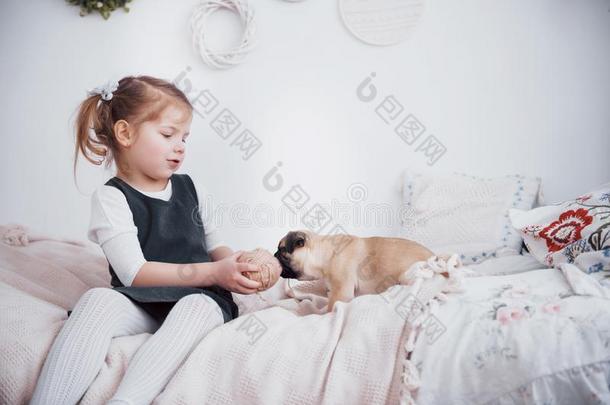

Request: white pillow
left=509, top=182, right=610, bottom=269
left=399, top=170, right=541, bottom=264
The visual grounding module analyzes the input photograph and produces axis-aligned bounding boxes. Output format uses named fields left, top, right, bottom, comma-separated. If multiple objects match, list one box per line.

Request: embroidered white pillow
left=399, top=170, right=541, bottom=264
left=509, top=182, right=610, bottom=268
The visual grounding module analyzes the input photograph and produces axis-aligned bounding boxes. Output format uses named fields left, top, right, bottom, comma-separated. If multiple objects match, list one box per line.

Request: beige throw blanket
left=0, top=224, right=467, bottom=404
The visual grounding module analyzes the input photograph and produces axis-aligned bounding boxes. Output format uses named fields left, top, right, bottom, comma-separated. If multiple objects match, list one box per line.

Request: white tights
left=30, top=287, right=225, bottom=405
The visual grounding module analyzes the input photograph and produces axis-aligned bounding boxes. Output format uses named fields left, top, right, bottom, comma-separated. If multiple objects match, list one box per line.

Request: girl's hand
left=213, top=251, right=262, bottom=294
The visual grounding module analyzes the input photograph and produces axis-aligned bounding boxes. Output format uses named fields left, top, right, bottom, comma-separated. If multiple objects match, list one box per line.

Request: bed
left=411, top=256, right=610, bottom=404
left=0, top=231, right=609, bottom=404
left=2, top=171, right=609, bottom=404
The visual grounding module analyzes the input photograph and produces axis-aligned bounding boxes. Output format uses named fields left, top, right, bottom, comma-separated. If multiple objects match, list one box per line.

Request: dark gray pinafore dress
left=68, top=174, right=238, bottom=324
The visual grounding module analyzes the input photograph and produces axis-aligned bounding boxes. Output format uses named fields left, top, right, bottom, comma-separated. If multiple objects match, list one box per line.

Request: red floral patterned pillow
left=509, top=184, right=610, bottom=267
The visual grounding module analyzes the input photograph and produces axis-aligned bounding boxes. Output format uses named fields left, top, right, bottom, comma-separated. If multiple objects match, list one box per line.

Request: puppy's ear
left=286, top=231, right=307, bottom=251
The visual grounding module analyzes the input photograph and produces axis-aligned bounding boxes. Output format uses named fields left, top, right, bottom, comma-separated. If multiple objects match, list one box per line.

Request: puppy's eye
left=295, top=239, right=305, bottom=248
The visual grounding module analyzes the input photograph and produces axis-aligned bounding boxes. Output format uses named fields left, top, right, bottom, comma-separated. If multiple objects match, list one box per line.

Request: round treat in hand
left=237, top=248, right=282, bottom=291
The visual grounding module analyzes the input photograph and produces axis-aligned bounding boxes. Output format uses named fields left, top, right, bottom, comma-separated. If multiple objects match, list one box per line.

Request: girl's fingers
left=237, top=275, right=262, bottom=290
left=235, top=281, right=259, bottom=294
left=237, top=287, right=259, bottom=295
left=237, top=263, right=259, bottom=273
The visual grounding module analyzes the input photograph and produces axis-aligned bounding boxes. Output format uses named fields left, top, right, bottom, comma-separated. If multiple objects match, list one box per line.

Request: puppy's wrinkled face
left=274, top=230, right=315, bottom=280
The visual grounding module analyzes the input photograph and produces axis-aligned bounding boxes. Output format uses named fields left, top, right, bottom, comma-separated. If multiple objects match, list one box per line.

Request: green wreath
left=67, top=0, right=133, bottom=20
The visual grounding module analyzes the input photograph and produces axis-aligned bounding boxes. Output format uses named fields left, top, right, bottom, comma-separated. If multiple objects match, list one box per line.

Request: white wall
left=1, top=0, right=609, bottom=252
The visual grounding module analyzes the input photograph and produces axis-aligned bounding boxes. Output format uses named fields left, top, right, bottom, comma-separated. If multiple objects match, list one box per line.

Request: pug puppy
left=274, top=230, right=435, bottom=312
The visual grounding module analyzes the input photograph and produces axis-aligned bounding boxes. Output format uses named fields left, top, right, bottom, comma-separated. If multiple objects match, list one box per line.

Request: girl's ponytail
left=73, top=93, right=116, bottom=174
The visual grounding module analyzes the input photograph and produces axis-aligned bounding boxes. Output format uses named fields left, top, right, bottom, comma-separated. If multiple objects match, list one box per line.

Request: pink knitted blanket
left=0, top=224, right=465, bottom=404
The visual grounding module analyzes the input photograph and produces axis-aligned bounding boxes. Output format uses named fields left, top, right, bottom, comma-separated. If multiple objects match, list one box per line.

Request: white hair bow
left=87, top=79, right=119, bottom=101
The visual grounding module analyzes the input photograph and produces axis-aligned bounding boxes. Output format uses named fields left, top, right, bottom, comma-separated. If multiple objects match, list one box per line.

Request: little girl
left=30, top=75, right=263, bottom=405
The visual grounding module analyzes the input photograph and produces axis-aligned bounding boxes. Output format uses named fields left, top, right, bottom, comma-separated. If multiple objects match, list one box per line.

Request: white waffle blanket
left=0, top=224, right=468, bottom=405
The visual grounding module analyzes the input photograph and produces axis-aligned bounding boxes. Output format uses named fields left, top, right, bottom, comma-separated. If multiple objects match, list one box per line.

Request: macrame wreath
left=237, top=248, right=282, bottom=291
left=190, top=0, right=256, bottom=69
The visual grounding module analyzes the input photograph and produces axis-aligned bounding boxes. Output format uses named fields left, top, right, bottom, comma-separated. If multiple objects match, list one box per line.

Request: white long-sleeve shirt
left=87, top=178, right=224, bottom=287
